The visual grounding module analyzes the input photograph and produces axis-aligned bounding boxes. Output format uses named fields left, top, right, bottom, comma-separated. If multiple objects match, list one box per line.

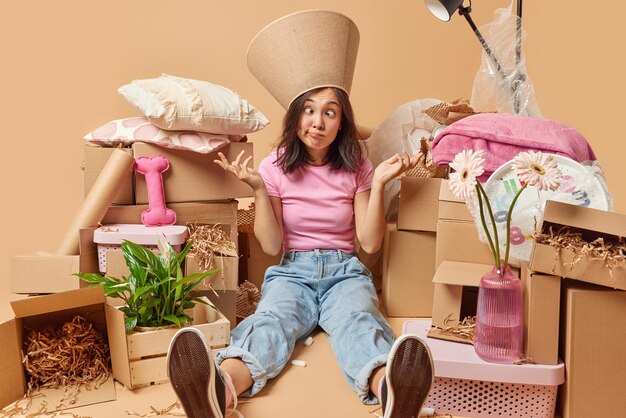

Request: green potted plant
left=75, top=235, right=216, bottom=332
left=75, top=235, right=230, bottom=389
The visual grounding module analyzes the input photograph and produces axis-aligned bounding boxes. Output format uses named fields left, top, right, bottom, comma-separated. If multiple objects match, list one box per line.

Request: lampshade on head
left=424, top=0, right=464, bottom=21
left=247, top=10, right=360, bottom=109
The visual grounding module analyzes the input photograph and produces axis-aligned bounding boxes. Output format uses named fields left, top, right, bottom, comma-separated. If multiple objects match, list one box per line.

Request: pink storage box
left=402, top=319, right=564, bottom=418
left=93, top=224, right=188, bottom=273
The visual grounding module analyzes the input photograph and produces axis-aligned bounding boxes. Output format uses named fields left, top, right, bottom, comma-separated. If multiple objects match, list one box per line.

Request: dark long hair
left=274, top=87, right=364, bottom=173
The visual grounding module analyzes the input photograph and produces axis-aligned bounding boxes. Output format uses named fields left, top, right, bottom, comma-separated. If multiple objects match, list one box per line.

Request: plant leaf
left=163, top=314, right=181, bottom=327
left=125, top=315, right=138, bottom=333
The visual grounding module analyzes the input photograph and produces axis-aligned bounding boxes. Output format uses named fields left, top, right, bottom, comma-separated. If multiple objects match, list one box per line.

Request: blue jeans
left=215, top=249, right=395, bottom=404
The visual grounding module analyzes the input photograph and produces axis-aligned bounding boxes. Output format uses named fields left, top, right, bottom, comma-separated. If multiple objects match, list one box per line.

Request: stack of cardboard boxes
left=431, top=180, right=493, bottom=329
left=4, top=141, right=250, bottom=409
left=89, top=142, right=253, bottom=328
left=382, top=177, right=439, bottom=317
left=382, top=176, right=626, bottom=417
left=528, top=200, right=626, bottom=418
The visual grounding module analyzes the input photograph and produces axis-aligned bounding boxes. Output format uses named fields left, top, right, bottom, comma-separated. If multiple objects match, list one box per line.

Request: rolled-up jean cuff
left=355, top=354, right=388, bottom=405
left=215, top=346, right=268, bottom=397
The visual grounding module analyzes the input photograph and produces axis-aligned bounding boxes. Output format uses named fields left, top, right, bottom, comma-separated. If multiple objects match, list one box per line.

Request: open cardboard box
left=431, top=260, right=521, bottom=330
left=529, top=200, right=626, bottom=290
left=397, top=177, right=441, bottom=232
left=0, top=287, right=115, bottom=413
left=11, top=229, right=100, bottom=294
left=431, top=260, right=490, bottom=329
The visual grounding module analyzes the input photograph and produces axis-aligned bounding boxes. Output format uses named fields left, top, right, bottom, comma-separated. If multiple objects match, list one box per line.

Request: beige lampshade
left=246, top=10, right=360, bottom=109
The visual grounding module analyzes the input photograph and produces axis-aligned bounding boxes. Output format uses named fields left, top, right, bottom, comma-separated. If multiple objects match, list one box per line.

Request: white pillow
left=118, top=74, right=269, bottom=135
left=84, top=117, right=246, bottom=154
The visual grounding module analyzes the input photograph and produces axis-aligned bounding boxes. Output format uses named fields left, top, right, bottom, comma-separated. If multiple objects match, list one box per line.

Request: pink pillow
left=84, top=117, right=246, bottom=154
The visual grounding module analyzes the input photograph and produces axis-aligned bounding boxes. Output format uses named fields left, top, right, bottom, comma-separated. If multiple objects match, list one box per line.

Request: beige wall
left=1, top=1, right=624, bottom=292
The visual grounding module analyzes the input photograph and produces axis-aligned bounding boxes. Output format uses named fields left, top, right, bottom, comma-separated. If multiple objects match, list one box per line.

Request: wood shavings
left=533, top=225, right=626, bottom=284
left=432, top=316, right=476, bottom=344
left=304, top=336, right=314, bottom=346
left=1, top=317, right=111, bottom=418
left=23, top=316, right=111, bottom=401
left=188, top=223, right=238, bottom=271
left=125, top=402, right=185, bottom=416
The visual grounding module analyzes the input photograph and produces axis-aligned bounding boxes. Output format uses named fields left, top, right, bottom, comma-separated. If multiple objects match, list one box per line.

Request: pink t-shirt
left=258, top=151, right=373, bottom=253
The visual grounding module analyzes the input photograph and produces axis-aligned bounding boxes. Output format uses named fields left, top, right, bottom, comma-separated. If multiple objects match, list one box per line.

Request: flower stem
left=475, top=184, right=499, bottom=267
left=477, top=182, right=500, bottom=265
left=504, top=182, right=528, bottom=266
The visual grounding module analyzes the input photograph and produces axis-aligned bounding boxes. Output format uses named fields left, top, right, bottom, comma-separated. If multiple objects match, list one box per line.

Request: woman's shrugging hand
left=214, top=150, right=265, bottom=191
left=372, top=151, right=421, bottom=187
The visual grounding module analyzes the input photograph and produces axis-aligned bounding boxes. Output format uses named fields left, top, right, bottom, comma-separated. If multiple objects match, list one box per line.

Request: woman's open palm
left=373, top=151, right=421, bottom=186
left=214, top=150, right=265, bottom=191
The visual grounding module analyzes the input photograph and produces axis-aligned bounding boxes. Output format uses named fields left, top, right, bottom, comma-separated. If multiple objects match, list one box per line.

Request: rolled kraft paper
left=56, top=149, right=135, bottom=255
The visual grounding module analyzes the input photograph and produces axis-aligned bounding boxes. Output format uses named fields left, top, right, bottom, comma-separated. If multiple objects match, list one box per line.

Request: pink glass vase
left=474, top=264, right=523, bottom=364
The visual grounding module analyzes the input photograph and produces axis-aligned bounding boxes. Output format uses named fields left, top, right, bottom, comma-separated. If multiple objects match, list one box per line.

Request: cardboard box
left=559, top=280, right=626, bottom=417
left=11, top=229, right=100, bottom=294
left=382, top=223, right=436, bottom=317
left=133, top=142, right=253, bottom=203
left=438, top=179, right=473, bottom=222
left=0, top=287, right=115, bottom=412
left=529, top=200, right=626, bottom=290
left=105, top=296, right=229, bottom=389
left=397, top=177, right=441, bottom=232
left=83, top=144, right=134, bottom=205
left=238, top=231, right=281, bottom=289
left=521, top=262, right=560, bottom=365
left=431, top=260, right=491, bottom=329
left=103, top=200, right=238, bottom=247
left=435, top=220, right=493, bottom=268
left=185, top=254, right=238, bottom=291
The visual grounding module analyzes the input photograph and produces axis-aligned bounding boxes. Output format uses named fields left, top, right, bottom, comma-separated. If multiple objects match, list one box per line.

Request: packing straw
left=56, top=149, right=134, bottom=255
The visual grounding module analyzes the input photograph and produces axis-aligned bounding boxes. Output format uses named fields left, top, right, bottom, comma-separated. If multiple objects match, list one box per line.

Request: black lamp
left=425, top=0, right=524, bottom=114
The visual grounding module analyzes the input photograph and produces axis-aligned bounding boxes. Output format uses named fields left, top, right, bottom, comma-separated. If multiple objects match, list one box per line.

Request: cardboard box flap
left=542, top=200, right=626, bottom=238
left=432, top=260, right=495, bottom=287
left=439, top=179, right=465, bottom=203
left=0, top=319, right=26, bottom=408
left=11, top=286, right=105, bottom=318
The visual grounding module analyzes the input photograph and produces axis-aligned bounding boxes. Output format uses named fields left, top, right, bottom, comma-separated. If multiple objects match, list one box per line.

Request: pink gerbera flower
left=512, top=151, right=563, bottom=191
left=448, top=149, right=485, bottom=200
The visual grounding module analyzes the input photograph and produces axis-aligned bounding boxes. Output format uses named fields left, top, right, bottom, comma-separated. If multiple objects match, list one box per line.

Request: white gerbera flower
left=448, top=149, right=485, bottom=199
left=512, top=151, right=563, bottom=191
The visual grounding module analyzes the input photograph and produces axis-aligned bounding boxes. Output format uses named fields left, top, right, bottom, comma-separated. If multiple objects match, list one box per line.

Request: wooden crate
left=105, top=297, right=230, bottom=389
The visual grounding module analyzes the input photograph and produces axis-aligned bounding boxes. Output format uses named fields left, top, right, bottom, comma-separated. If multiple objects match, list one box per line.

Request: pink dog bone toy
left=134, top=155, right=177, bottom=226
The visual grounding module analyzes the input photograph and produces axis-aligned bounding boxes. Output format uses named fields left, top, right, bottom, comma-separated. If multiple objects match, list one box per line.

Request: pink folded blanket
left=432, top=113, right=596, bottom=179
